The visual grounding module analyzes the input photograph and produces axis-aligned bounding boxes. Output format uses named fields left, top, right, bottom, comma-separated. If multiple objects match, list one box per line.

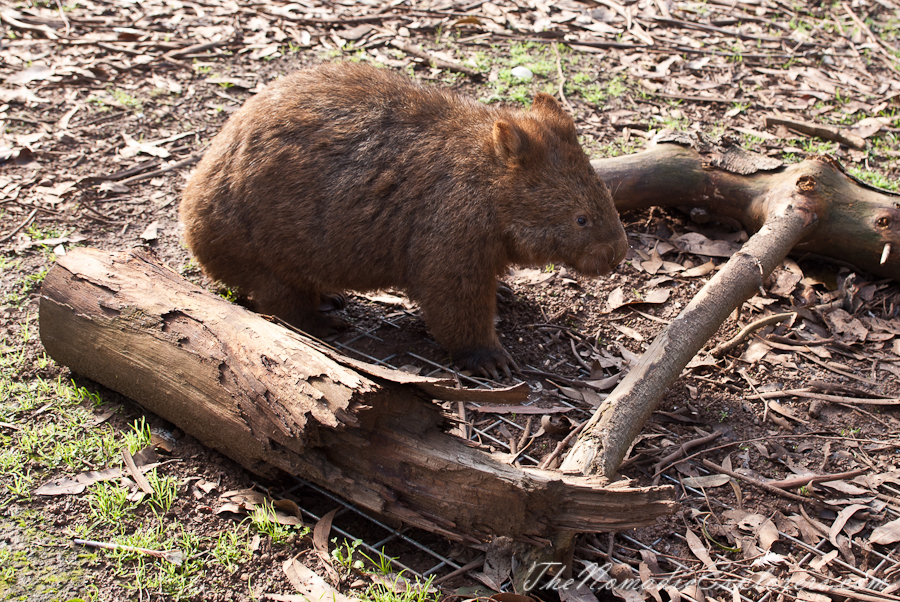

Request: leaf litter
left=1, top=0, right=899, bottom=600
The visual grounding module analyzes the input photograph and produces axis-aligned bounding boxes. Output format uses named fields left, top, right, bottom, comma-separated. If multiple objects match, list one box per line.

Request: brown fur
left=180, top=62, right=628, bottom=374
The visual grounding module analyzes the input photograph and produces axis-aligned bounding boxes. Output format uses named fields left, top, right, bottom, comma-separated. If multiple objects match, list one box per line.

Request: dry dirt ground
left=2, top=0, right=900, bottom=601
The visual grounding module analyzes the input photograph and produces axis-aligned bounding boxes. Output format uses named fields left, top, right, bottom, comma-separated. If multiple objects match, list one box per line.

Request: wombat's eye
left=576, top=216, right=588, bottom=227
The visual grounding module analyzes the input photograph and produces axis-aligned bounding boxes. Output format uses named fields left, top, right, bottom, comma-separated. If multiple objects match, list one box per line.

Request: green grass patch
left=848, top=166, right=899, bottom=191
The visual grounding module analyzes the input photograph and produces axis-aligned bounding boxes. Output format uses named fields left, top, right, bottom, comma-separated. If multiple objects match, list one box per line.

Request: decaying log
left=563, top=138, right=900, bottom=480
left=597, top=135, right=900, bottom=280
left=39, top=248, right=676, bottom=546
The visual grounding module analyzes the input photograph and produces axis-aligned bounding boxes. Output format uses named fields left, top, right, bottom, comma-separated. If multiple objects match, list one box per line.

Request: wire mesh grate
left=281, top=307, right=900, bottom=595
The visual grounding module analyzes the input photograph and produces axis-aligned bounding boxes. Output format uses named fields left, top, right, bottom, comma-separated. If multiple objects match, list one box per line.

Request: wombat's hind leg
left=247, top=275, right=347, bottom=337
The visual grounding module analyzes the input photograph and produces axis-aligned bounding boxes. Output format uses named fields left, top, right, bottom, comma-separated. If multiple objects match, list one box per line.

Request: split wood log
left=562, top=136, right=900, bottom=480
left=38, top=248, right=676, bottom=546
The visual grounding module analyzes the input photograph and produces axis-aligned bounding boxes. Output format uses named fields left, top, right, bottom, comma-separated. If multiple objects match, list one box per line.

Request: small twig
left=711, top=312, right=795, bottom=357
left=808, top=379, right=893, bottom=399
left=752, top=388, right=900, bottom=406
left=551, top=42, right=573, bottom=113
left=841, top=1, right=900, bottom=62
left=538, top=420, right=586, bottom=469
left=78, top=202, right=124, bottom=224
left=804, top=579, right=900, bottom=602
left=766, top=334, right=834, bottom=346
left=119, top=153, right=203, bottom=185
left=739, top=368, right=790, bottom=427
left=569, top=338, right=592, bottom=372
left=164, top=38, right=228, bottom=59
left=95, top=158, right=163, bottom=183
left=794, top=348, right=879, bottom=386
left=521, top=368, right=613, bottom=393
left=765, top=116, right=866, bottom=150
left=767, top=468, right=868, bottom=490
left=389, top=40, right=481, bottom=78
left=652, top=429, right=725, bottom=478
left=701, top=459, right=826, bottom=508
left=517, top=416, right=534, bottom=452
left=431, top=555, right=486, bottom=586
left=97, top=42, right=144, bottom=56
left=122, top=448, right=154, bottom=494
left=73, top=538, right=183, bottom=565
left=0, top=208, right=37, bottom=244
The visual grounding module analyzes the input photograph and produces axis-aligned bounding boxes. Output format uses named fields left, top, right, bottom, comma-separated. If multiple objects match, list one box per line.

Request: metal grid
left=282, top=309, right=900, bottom=594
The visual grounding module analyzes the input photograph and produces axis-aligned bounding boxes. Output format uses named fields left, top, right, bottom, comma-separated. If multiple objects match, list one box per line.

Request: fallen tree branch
left=562, top=185, right=818, bottom=477
left=558, top=138, right=900, bottom=482
left=765, top=116, right=866, bottom=150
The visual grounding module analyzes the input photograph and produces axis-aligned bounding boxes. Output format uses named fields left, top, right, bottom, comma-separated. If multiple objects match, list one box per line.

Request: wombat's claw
left=477, top=353, right=516, bottom=382
left=500, top=348, right=520, bottom=379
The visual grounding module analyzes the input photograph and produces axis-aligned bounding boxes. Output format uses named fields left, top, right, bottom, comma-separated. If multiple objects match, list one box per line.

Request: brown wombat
left=180, top=62, right=628, bottom=378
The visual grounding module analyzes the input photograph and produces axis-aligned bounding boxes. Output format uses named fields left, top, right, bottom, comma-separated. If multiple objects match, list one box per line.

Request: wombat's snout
left=610, top=232, right=629, bottom=267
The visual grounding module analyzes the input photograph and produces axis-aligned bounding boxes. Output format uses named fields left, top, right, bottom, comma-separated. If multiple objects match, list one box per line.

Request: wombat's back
left=181, top=63, right=503, bottom=296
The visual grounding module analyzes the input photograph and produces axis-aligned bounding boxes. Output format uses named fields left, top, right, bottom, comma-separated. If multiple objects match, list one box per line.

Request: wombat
left=180, top=62, right=628, bottom=378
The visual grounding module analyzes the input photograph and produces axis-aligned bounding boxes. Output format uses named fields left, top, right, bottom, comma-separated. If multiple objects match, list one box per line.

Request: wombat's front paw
left=455, top=347, right=518, bottom=382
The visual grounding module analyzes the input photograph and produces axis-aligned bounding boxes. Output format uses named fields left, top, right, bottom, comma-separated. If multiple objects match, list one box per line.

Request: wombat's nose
left=611, top=234, right=628, bottom=267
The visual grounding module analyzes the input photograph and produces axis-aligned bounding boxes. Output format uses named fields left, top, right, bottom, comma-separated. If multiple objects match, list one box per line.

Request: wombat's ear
left=532, top=93, right=577, bottom=140
left=492, top=121, right=527, bottom=163
left=531, top=93, right=567, bottom=119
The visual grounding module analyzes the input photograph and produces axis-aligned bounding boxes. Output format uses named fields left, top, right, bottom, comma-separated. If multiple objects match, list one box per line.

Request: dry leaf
left=140, top=221, right=159, bottom=242
left=613, top=324, right=644, bottom=342
left=604, top=287, right=670, bottom=312
left=313, top=508, right=337, bottom=557
left=0, top=87, right=49, bottom=104
left=823, top=309, right=868, bottom=343
left=6, top=64, right=56, bottom=85
left=850, top=117, right=883, bottom=139
left=681, top=475, right=731, bottom=488
left=829, top=504, right=869, bottom=548
left=558, top=584, right=599, bottom=602
left=767, top=259, right=803, bottom=296
left=35, top=467, right=126, bottom=495
left=673, top=232, right=742, bottom=257
left=869, top=516, right=900, bottom=545
left=681, top=260, right=715, bottom=278
left=491, top=594, right=535, bottom=602
left=809, top=549, right=839, bottom=570
left=740, top=339, right=770, bottom=364
left=758, top=518, right=779, bottom=551
left=509, top=267, right=554, bottom=286
left=684, top=528, right=717, bottom=571
left=282, top=559, right=359, bottom=602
